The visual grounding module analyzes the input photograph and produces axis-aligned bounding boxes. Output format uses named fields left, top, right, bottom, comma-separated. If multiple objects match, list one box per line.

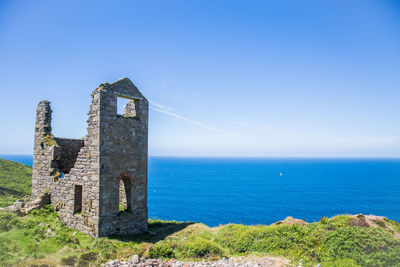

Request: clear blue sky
left=1, top=0, right=399, bottom=157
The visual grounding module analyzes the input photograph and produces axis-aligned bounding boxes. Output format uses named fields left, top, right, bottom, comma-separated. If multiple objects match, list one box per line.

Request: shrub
left=320, top=217, right=328, bottom=224
left=384, top=218, right=400, bottom=233
left=55, top=231, right=79, bottom=245
left=356, top=215, right=365, bottom=220
left=328, top=215, right=352, bottom=228
left=216, top=224, right=253, bottom=252
left=149, top=243, right=174, bottom=258
left=372, top=219, right=386, bottom=228
left=60, top=255, right=77, bottom=266
left=77, top=252, right=98, bottom=266
left=92, top=238, right=117, bottom=258
left=321, top=258, right=360, bottom=267
left=216, top=224, right=309, bottom=254
left=180, top=238, right=224, bottom=258
left=322, top=227, right=400, bottom=266
left=0, top=211, right=18, bottom=231
left=0, top=236, right=13, bottom=263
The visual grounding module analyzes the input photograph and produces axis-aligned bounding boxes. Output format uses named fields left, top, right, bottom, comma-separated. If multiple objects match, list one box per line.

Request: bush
left=78, top=252, right=98, bottom=266
left=0, top=211, right=18, bottom=231
left=60, top=255, right=77, bottom=266
left=55, top=231, right=79, bottom=245
left=0, top=236, right=13, bottom=263
left=322, top=227, right=400, bottom=266
left=216, top=224, right=253, bottom=252
left=320, top=217, right=328, bottom=224
left=356, top=214, right=365, bottom=220
left=321, top=258, right=360, bottom=267
left=133, top=243, right=151, bottom=258
left=180, top=238, right=224, bottom=258
left=149, top=243, right=175, bottom=258
left=384, top=218, right=400, bottom=233
left=92, top=238, right=117, bottom=258
left=328, top=215, right=352, bottom=228
left=372, top=219, right=386, bottom=228
left=216, top=224, right=309, bottom=254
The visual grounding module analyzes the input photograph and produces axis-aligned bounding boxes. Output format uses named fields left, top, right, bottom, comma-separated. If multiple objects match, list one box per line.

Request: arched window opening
left=118, top=176, right=132, bottom=212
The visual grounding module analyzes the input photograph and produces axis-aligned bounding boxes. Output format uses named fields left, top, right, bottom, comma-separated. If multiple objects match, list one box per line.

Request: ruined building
left=31, top=78, right=148, bottom=237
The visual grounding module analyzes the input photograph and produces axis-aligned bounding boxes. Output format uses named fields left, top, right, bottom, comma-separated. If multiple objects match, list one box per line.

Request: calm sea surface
left=1, top=155, right=400, bottom=226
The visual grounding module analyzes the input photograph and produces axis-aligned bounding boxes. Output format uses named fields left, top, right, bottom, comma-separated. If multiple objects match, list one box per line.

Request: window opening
left=116, top=96, right=139, bottom=118
left=74, top=185, right=83, bottom=214
left=117, top=97, right=130, bottom=116
left=118, top=176, right=132, bottom=212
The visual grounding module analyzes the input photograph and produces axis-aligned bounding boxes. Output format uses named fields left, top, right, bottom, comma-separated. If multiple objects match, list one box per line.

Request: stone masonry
left=31, top=78, right=148, bottom=237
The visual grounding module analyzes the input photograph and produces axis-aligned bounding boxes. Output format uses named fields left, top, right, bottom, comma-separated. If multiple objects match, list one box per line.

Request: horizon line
left=1, top=154, right=400, bottom=159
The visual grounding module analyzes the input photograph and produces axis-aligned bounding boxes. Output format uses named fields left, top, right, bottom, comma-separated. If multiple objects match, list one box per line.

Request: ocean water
left=1, top=155, right=400, bottom=226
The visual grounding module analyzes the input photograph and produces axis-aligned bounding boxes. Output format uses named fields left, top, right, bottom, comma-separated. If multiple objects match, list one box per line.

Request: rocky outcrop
left=273, top=216, right=307, bottom=226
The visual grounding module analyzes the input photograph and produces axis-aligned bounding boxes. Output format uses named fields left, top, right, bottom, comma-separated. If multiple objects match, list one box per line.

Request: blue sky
left=0, top=0, right=399, bottom=157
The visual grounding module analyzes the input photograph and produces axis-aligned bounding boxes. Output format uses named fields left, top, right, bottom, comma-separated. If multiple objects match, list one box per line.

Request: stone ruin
left=31, top=78, right=148, bottom=237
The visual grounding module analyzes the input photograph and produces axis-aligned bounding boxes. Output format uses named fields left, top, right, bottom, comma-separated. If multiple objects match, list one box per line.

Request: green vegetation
left=0, top=207, right=399, bottom=266
left=42, top=134, right=58, bottom=147
left=0, top=207, right=193, bottom=266
left=0, top=159, right=31, bottom=207
left=0, top=158, right=399, bottom=266
left=384, top=218, right=400, bottom=233
left=119, top=203, right=125, bottom=212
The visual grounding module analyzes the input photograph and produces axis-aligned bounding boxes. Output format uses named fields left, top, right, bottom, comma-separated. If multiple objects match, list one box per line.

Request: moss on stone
left=51, top=171, right=61, bottom=178
left=41, top=134, right=58, bottom=147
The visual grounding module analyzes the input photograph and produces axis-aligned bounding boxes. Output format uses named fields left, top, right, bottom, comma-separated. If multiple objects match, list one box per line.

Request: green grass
left=0, top=207, right=195, bottom=266
left=0, top=159, right=399, bottom=266
left=0, top=159, right=32, bottom=207
left=1, top=207, right=399, bottom=266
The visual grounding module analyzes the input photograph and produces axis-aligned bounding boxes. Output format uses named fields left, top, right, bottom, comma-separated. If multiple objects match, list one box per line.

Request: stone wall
left=53, top=138, right=84, bottom=174
left=97, top=79, right=148, bottom=236
left=31, top=78, right=148, bottom=237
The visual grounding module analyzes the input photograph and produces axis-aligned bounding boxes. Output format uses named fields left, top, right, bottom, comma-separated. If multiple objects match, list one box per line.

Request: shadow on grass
left=109, top=220, right=195, bottom=243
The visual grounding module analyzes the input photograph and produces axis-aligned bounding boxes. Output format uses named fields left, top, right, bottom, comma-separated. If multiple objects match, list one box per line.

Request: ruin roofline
left=95, top=77, right=148, bottom=102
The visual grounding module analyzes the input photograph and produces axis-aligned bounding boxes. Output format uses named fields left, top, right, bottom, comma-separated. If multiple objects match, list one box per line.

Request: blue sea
left=1, top=155, right=400, bottom=226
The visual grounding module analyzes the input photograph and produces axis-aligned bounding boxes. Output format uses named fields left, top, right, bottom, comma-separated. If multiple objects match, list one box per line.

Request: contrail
left=150, top=103, right=235, bottom=138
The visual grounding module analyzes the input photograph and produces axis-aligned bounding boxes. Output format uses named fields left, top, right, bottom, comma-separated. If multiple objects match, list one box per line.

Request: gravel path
left=104, top=255, right=289, bottom=267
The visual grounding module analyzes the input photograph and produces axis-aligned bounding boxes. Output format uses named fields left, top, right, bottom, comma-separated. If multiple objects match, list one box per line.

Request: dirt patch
left=350, top=214, right=400, bottom=238
left=273, top=216, right=308, bottom=226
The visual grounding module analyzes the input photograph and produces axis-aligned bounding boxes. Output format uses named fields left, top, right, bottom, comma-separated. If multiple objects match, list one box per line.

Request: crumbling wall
left=32, top=91, right=102, bottom=236
left=31, top=78, right=148, bottom=237
left=31, top=100, right=56, bottom=200
left=52, top=89, right=102, bottom=235
left=53, top=138, right=84, bottom=174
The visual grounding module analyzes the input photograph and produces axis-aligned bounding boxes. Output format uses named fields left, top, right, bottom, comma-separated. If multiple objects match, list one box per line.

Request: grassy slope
left=1, top=207, right=400, bottom=266
left=0, top=159, right=32, bottom=207
left=0, top=159, right=399, bottom=266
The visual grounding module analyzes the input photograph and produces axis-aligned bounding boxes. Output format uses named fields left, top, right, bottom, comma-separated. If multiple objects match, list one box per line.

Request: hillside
left=0, top=159, right=400, bottom=266
left=1, top=206, right=400, bottom=266
left=0, top=159, right=32, bottom=207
